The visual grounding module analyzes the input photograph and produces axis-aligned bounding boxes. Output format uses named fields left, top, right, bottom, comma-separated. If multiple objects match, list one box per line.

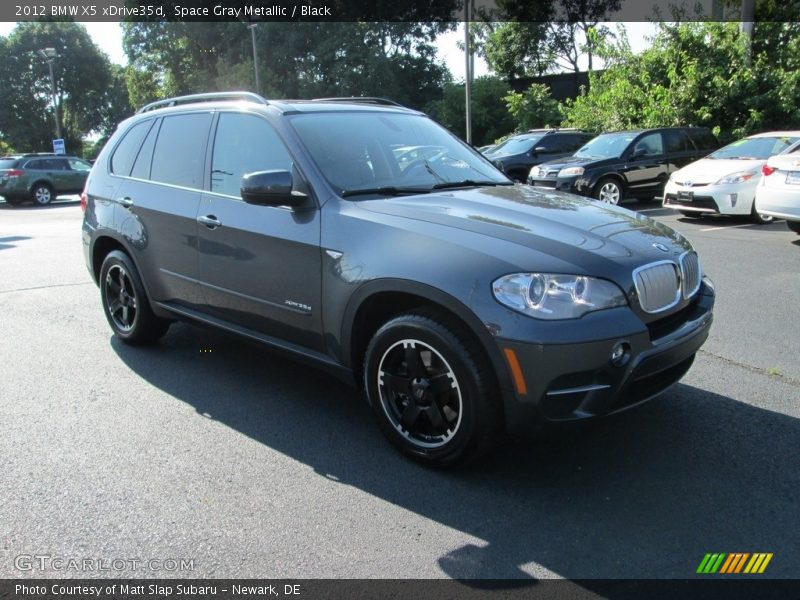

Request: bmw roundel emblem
left=653, top=242, right=670, bottom=253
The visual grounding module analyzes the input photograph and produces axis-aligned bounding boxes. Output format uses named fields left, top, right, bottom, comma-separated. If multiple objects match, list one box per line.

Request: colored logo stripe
left=697, top=553, right=773, bottom=574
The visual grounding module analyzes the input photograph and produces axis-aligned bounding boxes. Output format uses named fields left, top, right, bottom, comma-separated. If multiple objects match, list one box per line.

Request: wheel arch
left=341, top=280, right=514, bottom=419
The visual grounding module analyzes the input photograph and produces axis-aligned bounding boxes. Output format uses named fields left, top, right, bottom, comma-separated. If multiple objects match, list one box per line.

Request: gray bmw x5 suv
left=82, top=92, right=714, bottom=466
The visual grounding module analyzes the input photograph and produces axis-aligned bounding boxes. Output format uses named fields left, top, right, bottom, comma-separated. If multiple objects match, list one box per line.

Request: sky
left=0, top=21, right=658, bottom=80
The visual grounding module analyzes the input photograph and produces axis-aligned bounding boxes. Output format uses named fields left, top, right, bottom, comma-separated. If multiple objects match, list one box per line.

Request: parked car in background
left=82, top=92, right=714, bottom=467
left=528, top=127, right=718, bottom=204
left=755, top=149, right=800, bottom=234
left=477, top=144, right=496, bottom=155
left=0, top=153, right=93, bottom=206
left=663, top=131, right=800, bottom=223
left=484, top=128, right=594, bottom=182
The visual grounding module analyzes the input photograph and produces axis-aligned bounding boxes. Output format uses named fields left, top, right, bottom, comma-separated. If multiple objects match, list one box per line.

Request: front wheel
left=31, top=183, right=54, bottom=206
left=787, top=221, right=800, bottom=234
left=593, top=178, right=624, bottom=204
left=363, top=312, right=500, bottom=467
left=99, top=250, right=170, bottom=344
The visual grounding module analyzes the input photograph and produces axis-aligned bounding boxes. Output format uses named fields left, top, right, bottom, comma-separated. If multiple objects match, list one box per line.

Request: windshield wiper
left=431, top=180, right=512, bottom=190
left=341, top=186, right=431, bottom=198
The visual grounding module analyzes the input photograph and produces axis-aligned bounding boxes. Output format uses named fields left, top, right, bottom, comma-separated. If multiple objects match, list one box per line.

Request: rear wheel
left=594, top=177, right=624, bottom=204
left=363, top=311, right=500, bottom=467
left=787, top=221, right=800, bottom=234
left=99, top=250, right=170, bottom=344
left=750, top=202, right=774, bottom=224
left=31, top=183, right=53, bottom=206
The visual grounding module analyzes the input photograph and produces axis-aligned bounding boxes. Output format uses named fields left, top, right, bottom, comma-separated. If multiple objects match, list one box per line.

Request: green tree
left=504, top=84, right=563, bottom=131
left=123, top=22, right=453, bottom=112
left=0, top=22, right=115, bottom=154
left=426, top=76, right=517, bottom=146
left=563, top=22, right=800, bottom=141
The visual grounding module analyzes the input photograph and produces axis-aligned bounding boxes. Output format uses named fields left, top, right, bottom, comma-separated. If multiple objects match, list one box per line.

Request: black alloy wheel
left=364, top=312, right=499, bottom=467
left=99, top=250, right=170, bottom=344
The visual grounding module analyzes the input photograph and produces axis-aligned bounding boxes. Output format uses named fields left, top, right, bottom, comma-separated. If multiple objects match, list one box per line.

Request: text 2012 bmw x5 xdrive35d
left=82, top=92, right=715, bottom=466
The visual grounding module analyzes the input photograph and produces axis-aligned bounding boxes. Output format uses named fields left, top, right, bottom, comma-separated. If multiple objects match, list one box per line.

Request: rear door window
left=150, top=113, right=213, bottom=189
left=664, top=130, right=692, bottom=153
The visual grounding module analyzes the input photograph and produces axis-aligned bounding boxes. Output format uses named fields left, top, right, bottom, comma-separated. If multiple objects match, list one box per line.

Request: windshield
left=490, top=135, right=541, bottom=155
left=574, top=133, right=637, bottom=159
left=709, top=136, right=799, bottom=160
left=289, top=112, right=510, bottom=196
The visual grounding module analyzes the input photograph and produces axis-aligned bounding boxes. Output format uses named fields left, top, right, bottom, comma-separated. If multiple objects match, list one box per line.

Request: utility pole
left=464, top=10, right=472, bottom=144
left=740, top=0, right=755, bottom=65
left=38, top=48, right=61, bottom=140
left=248, top=23, right=261, bottom=95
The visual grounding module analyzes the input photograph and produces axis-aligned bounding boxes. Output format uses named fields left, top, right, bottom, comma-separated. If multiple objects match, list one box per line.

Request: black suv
left=484, top=129, right=594, bottom=182
left=0, top=153, right=93, bottom=205
left=527, top=127, right=719, bottom=204
left=82, top=93, right=714, bottom=466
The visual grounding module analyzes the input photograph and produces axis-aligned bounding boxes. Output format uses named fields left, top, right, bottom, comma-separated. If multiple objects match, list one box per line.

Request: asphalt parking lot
left=1, top=196, right=798, bottom=583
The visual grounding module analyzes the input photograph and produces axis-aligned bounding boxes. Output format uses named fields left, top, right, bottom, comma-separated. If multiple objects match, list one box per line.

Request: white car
left=755, top=151, right=800, bottom=235
left=663, top=131, right=800, bottom=223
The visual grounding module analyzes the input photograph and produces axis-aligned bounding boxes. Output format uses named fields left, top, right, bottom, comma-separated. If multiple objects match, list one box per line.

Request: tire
left=787, top=221, right=800, bottom=234
left=593, top=177, right=624, bottom=204
left=679, top=211, right=700, bottom=218
left=31, top=183, right=54, bottom=206
left=750, top=202, right=774, bottom=224
left=3, top=196, right=24, bottom=206
left=99, top=250, right=170, bottom=345
left=363, top=311, right=500, bottom=467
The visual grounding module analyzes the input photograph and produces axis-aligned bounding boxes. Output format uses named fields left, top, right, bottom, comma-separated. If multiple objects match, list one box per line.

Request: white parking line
left=699, top=224, right=753, bottom=232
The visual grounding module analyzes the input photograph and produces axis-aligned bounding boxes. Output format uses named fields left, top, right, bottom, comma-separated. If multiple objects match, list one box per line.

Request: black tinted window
left=151, top=113, right=212, bottom=189
left=50, top=158, right=69, bottom=170
left=211, top=112, right=293, bottom=197
left=25, top=159, right=46, bottom=169
left=633, top=132, right=664, bottom=156
left=111, top=120, right=152, bottom=176
left=686, top=129, right=717, bottom=151
left=664, top=130, right=691, bottom=153
left=130, top=118, right=160, bottom=180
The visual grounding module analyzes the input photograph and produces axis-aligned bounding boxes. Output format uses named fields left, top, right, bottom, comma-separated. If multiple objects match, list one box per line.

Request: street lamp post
left=38, top=47, right=61, bottom=140
left=248, top=24, right=261, bottom=95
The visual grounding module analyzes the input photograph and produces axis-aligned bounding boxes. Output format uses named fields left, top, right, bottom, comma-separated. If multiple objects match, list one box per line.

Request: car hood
left=535, top=155, right=615, bottom=171
left=672, top=158, right=764, bottom=184
left=358, top=185, right=691, bottom=275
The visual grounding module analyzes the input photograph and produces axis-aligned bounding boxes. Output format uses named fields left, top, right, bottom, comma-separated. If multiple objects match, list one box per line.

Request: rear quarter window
left=150, top=113, right=213, bottom=189
left=111, top=120, right=153, bottom=176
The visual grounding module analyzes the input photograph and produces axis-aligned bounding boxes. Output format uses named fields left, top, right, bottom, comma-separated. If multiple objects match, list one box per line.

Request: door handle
left=117, top=196, right=133, bottom=208
left=197, top=215, right=222, bottom=228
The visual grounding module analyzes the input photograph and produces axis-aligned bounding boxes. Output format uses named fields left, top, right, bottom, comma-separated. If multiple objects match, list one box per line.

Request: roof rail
left=137, top=92, right=269, bottom=114
left=311, top=97, right=405, bottom=108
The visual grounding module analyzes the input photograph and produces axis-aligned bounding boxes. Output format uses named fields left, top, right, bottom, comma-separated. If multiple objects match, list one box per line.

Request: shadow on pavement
left=0, top=236, right=31, bottom=250
left=110, top=322, right=799, bottom=587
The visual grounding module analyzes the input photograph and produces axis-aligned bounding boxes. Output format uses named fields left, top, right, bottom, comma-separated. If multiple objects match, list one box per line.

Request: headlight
left=714, top=170, right=757, bottom=185
left=558, top=166, right=584, bottom=177
left=492, top=273, right=628, bottom=320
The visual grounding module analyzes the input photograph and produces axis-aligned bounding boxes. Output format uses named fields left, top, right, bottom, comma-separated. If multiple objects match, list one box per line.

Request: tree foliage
left=562, top=22, right=800, bottom=141
left=0, top=22, right=118, bottom=154
left=426, top=77, right=517, bottom=146
left=123, top=22, right=453, bottom=112
left=504, top=84, right=563, bottom=131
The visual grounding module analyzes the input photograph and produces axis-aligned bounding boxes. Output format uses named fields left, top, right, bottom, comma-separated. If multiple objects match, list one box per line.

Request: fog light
left=730, top=193, right=738, bottom=207
left=611, top=342, right=631, bottom=367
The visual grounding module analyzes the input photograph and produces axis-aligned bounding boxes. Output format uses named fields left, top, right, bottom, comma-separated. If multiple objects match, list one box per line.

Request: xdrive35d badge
left=82, top=92, right=715, bottom=467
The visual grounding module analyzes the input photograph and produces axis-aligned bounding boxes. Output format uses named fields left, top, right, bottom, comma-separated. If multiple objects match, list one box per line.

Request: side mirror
left=241, top=170, right=307, bottom=207
left=534, top=146, right=547, bottom=154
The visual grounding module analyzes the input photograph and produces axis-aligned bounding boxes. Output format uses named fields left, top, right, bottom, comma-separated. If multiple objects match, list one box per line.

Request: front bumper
left=497, top=281, right=714, bottom=437
left=527, top=174, right=584, bottom=194
left=663, top=181, right=755, bottom=216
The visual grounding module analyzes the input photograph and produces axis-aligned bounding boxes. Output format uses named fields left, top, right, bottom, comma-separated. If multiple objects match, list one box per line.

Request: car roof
left=748, top=131, right=800, bottom=138
left=134, top=92, right=421, bottom=118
